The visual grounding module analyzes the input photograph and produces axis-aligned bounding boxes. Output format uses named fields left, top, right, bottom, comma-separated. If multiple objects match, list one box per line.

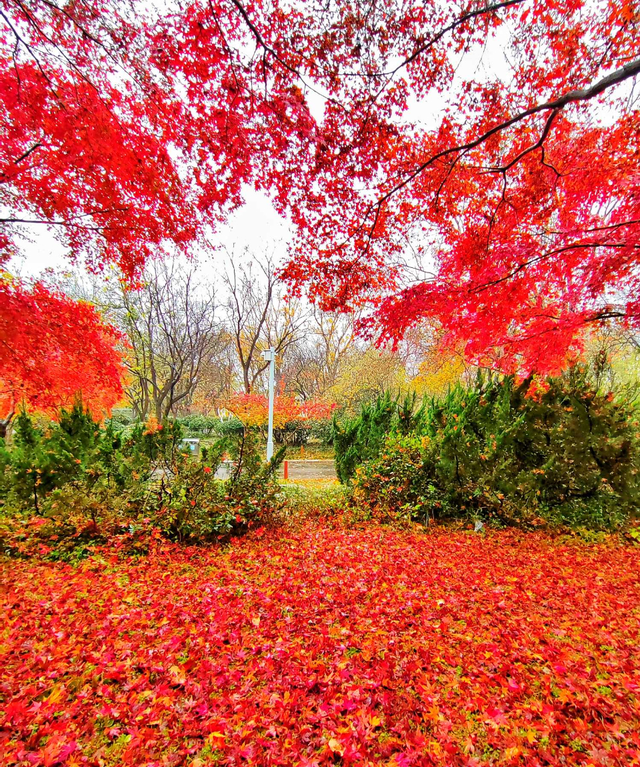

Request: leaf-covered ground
left=1, top=524, right=640, bottom=766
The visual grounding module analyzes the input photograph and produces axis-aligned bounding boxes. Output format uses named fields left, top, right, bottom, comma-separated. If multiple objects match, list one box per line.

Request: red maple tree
left=274, top=0, right=640, bottom=374
left=2, top=0, right=639, bottom=374
left=0, top=277, right=125, bottom=434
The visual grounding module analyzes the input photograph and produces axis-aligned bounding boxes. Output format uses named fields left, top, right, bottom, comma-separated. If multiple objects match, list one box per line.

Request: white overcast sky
left=7, top=185, right=293, bottom=283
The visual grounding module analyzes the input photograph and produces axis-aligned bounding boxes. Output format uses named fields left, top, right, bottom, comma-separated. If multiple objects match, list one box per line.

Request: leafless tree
left=189, top=341, right=237, bottom=414
left=223, top=252, right=308, bottom=393
left=117, top=259, right=224, bottom=421
left=280, top=308, right=358, bottom=400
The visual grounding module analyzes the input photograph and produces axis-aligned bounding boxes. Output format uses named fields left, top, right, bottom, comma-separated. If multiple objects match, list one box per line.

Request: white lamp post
left=262, top=347, right=276, bottom=461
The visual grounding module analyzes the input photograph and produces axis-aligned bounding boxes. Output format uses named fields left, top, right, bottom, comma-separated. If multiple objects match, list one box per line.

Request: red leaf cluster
left=2, top=525, right=639, bottom=765
left=0, top=279, right=125, bottom=420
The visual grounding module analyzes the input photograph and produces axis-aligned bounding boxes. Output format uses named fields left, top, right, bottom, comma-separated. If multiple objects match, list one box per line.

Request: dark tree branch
left=223, top=0, right=343, bottom=109
left=471, top=241, right=640, bottom=294
left=0, top=8, right=60, bottom=98
left=368, top=56, right=640, bottom=225
left=489, top=108, right=560, bottom=173
left=387, top=0, right=528, bottom=77
left=11, top=142, right=43, bottom=166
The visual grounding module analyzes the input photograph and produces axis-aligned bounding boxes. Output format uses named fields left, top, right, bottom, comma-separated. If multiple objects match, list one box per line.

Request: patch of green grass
left=279, top=482, right=348, bottom=519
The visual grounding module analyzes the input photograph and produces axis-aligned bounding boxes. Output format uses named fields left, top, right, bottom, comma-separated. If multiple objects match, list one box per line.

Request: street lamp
left=262, top=347, right=276, bottom=461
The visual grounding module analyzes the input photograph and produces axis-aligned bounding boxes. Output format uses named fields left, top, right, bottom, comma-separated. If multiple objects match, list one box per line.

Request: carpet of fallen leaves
left=1, top=524, right=640, bottom=767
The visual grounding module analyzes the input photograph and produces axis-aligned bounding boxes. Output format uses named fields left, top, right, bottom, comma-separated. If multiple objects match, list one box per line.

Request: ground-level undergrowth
left=1, top=523, right=639, bottom=766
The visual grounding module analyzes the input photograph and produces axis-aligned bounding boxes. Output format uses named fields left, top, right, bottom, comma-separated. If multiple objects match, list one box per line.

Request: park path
left=215, top=458, right=336, bottom=480
left=280, top=458, right=336, bottom=480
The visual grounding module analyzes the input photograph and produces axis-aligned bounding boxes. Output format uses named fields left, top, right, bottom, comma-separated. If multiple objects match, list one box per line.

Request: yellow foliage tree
left=326, top=348, right=408, bottom=413
left=411, top=350, right=468, bottom=398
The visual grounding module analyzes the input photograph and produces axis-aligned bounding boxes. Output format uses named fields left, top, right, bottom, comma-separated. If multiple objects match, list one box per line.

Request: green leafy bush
left=0, top=406, right=286, bottom=554
left=348, top=370, right=640, bottom=530
left=279, top=482, right=349, bottom=522
left=310, top=418, right=334, bottom=446
left=274, top=420, right=311, bottom=446
left=107, top=410, right=133, bottom=429
left=152, top=430, right=285, bottom=540
left=177, top=414, right=222, bottom=437
left=215, top=417, right=245, bottom=438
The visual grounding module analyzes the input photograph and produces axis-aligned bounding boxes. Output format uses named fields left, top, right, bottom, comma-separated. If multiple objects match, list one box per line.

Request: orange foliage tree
left=224, top=392, right=335, bottom=429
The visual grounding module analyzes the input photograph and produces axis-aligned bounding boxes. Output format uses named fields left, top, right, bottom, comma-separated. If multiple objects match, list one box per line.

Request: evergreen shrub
left=0, top=404, right=285, bottom=554
left=339, top=370, right=640, bottom=529
left=332, top=392, right=425, bottom=483
left=177, top=414, right=222, bottom=436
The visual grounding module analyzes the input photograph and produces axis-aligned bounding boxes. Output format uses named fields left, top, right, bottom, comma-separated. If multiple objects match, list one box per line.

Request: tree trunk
left=0, top=413, right=14, bottom=440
